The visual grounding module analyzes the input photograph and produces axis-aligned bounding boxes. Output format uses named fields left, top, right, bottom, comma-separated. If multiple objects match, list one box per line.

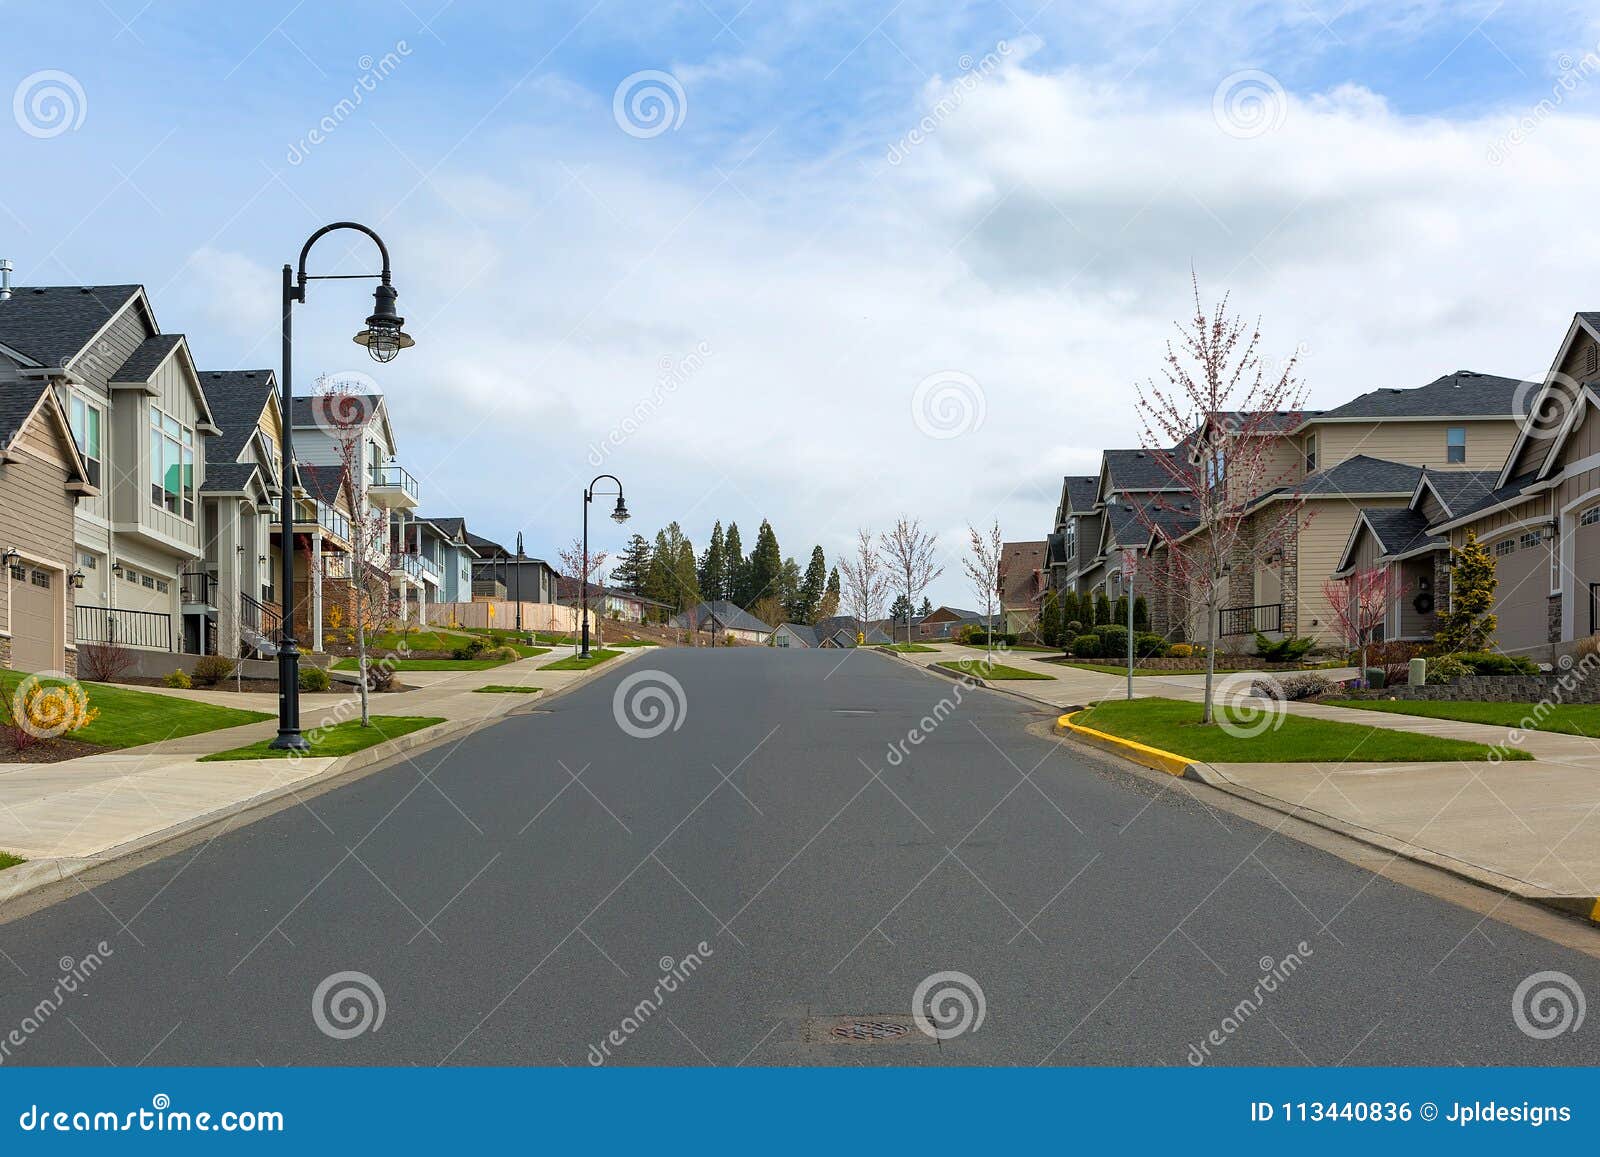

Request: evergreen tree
left=888, top=593, right=914, bottom=626
left=798, top=546, right=828, bottom=623
left=611, top=534, right=652, bottom=595
left=1114, top=594, right=1129, bottom=628
left=698, top=521, right=726, bottom=601
left=1435, top=531, right=1498, bottom=652
left=780, top=557, right=804, bottom=621
left=815, top=567, right=842, bottom=622
left=1039, top=590, right=1061, bottom=647
left=745, top=519, right=783, bottom=608
left=1094, top=591, right=1111, bottom=627
left=673, top=536, right=701, bottom=612
left=643, top=529, right=677, bottom=608
left=1133, top=595, right=1150, bottom=632
left=723, top=522, right=745, bottom=603
left=917, top=596, right=934, bottom=618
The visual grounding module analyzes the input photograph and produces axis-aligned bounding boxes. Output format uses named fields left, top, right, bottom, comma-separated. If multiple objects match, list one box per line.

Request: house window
left=7, top=565, right=23, bottom=581
left=1583, top=506, right=1600, bottom=526
left=78, top=552, right=97, bottom=569
left=1494, top=538, right=1515, bottom=557
left=68, top=395, right=103, bottom=487
left=142, top=574, right=156, bottom=589
left=1446, top=427, right=1466, bottom=464
left=1304, top=433, right=1317, bottom=474
left=155, top=578, right=169, bottom=594
left=1519, top=530, right=1542, bottom=550
left=149, top=405, right=195, bottom=520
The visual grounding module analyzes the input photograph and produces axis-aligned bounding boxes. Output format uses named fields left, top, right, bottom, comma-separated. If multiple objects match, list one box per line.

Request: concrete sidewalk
left=888, top=644, right=1600, bottom=911
left=0, top=647, right=646, bottom=900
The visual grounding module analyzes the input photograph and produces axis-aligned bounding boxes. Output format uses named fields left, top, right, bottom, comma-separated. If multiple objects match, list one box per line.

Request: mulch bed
left=0, top=736, right=105, bottom=764
left=111, top=676, right=409, bottom=694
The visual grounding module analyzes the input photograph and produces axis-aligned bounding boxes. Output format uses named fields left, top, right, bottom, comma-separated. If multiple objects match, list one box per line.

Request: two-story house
left=410, top=516, right=479, bottom=606
left=1045, top=475, right=1099, bottom=595
left=0, top=284, right=218, bottom=667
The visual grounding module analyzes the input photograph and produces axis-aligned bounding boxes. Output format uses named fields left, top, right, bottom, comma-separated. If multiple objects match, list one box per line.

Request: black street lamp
left=580, top=475, right=629, bottom=658
left=271, top=221, right=413, bottom=751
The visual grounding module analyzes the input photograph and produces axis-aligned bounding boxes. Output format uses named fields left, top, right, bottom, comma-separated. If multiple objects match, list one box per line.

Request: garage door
left=10, top=566, right=62, bottom=673
left=1573, top=507, right=1600, bottom=634
left=1489, top=532, right=1548, bottom=654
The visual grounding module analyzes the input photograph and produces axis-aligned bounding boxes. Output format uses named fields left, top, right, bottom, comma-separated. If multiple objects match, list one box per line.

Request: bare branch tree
left=837, top=528, right=888, bottom=639
left=878, top=517, right=943, bottom=644
left=1131, top=275, right=1308, bottom=722
left=1323, top=567, right=1391, bottom=685
left=963, top=520, right=1004, bottom=663
left=558, top=537, right=609, bottom=645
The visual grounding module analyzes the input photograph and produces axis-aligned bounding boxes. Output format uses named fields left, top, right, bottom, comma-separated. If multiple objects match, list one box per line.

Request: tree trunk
left=356, top=580, right=371, bottom=727
left=1202, top=589, right=1219, bottom=725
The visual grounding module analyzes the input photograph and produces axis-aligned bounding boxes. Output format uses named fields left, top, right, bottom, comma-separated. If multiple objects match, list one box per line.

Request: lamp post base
left=270, top=644, right=311, bottom=751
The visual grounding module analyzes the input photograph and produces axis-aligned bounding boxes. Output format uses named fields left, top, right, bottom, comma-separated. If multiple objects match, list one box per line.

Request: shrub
left=2, top=676, right=101, bottom=752
left=299, top=666, right=330, bottom=692
left=1254, top=633, right=1315, bottom=662
left=452, top=635, right=490, bottom=660
left=77, top=641, right=137, bottom=683
left=190, top=654, right=235, bottom=687
left=1072, top=633, right=1102, bottom=658
left=1456, top=651, right=1539, bottom=676
left=1169, top=643, right=1194, bottom=659
left=163, top=668, right=192, bottom=689
left=482, top=645, right=519, bottom=662
left=1380, top=661, right=1413, bottom=689
left=1426, top=655, right=1469, bottom=685
left=1098, top=624, right=1129, bottom=652
left=1134, top=633, right=1170, bottom=659
left=1253, top=672, right=1330, bottom=701
left=1364, top=667, right=1386, bottom=690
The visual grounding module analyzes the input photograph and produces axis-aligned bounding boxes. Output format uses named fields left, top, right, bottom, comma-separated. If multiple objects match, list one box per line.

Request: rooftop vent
left=0, top=258, right=11, bottom=301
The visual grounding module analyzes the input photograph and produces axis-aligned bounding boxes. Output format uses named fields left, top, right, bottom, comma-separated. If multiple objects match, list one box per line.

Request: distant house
left=412, top=515, right=480, bottom=603
left=914, top=605, right=997, bottom=641
left=670, top=600, right=773, bottom=644
left=466, top=531, right=557, bottom=603
left=999, top=540, right=1047, bottom=635
left=554, top=577, right=671, bottom=623
left=773, top=616, right=892, bottom=648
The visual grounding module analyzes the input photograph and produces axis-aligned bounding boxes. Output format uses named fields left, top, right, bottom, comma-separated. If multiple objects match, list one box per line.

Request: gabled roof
left=1335, top=507, right=1446, bottom=575
left=1306, top=370, right=1533, bottom=423
left=417, top=515, right=467, bottom=541
left=110, top=333, right=186, bottom=384
left=297, top=463, right=349, bottom=506
left=1045, top=530, right=1068, bottom=568
left=999, top=540, right=1046, bottom=609
left=289, top=391, right=397, bottom=451
left=1427, top=470, right=1547, bottom=534
left=201, top=370, right=278, bottom=464
left=200, top=461, right=266, bottom=496
left=1101, top=497, right=1194, bottom=552
left=1412, top=468, right=1499, bottom=519
left=671, top=600, right=773, bottom=634
left=0, top=284, right=145, bottom=367
left=0, top=379, right=94, bottom=488
left=1288, top=454, right=1423, bottom=499
left=1062, top=474, right=1099, bottom=514
left=777, top=623, right=820, bottom=646
left=1101, top=448, right=1180, bottom=493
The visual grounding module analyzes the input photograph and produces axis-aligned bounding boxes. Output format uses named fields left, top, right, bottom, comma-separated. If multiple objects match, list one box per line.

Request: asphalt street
left=1, top=647, right=1597, bottom=1066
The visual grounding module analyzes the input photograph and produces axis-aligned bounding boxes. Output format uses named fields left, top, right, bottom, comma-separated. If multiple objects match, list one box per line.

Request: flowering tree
left=837, top=528, right=888, bottom=641
left=878, top=517, right=943, bottom=644
left=558, top=537, right=608, bottom=645
left=963, top=521, right=1004, bottom=664
left=1323, top=567, right=1391, bottom=684
left=1132, top=277, right=1308, bottom=723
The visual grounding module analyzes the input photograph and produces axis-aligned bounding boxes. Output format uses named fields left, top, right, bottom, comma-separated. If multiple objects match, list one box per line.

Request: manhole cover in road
left=803, top=1015, right=930, bottom=1044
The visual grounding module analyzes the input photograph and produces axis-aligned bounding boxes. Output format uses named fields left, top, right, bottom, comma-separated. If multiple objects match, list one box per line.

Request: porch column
left=218, top=503, right=242, bottom=658
left=311, top=536, right=323, bottom=652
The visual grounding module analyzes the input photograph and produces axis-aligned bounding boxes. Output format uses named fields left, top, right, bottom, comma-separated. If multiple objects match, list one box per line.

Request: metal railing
left=240, top=592, right=282, bottom=640
left=74, top=606, right=173, bottom=651
left=1219, top=602, right=1283, bottom=637
left=368, top=462, right=419, bottom=501
left=272, top=497, right=351, bottom=543
left=178, top=564, right=216, bottom=607
left=389, top=551, right=424, bottom=580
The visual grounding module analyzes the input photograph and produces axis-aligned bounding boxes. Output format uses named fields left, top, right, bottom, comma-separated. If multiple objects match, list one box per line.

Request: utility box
left=1408, top=657, right=1426, bottom=687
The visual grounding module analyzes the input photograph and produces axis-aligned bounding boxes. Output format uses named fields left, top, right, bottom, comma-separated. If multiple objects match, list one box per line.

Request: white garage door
left=10, top=566, right=62, bottom=673
left=1489, top=532, right=1548, bottom=654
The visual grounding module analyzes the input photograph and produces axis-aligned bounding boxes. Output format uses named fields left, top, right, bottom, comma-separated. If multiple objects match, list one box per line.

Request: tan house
left=0, top=379, right=96, bottom=674
left=998, top=540, right=1046, bottom=634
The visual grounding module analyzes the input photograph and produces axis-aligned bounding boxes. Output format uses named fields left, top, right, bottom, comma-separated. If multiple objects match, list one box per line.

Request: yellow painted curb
left=1055, top=711, right=1193, bottom=778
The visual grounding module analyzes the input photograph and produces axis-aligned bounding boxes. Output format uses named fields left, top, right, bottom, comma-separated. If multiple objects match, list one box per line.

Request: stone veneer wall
left=1341, top=672, right=1600, bottom=704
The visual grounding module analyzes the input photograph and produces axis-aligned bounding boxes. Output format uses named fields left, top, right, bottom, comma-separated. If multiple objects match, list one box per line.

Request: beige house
left=0, top=379, right=96, bottom=674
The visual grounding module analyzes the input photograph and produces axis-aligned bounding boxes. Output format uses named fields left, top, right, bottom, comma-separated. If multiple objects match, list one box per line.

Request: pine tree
left=815, top=567, right=842, bottom=622
left=611, top=534, right=652, bottom=594
left=1133, top=595, right=1150, bottom=633
left=1114, top=595, right=1129, bottom=628
left=1039, top=590, right=1060, bottom=646
left=746, top=519, right=783, bottom=609
left=798, top=546, right=827, bottom=623
left=779, top=557, right=804, bottom=621
left=723, top=522, right=745, bottom=604
left=1095, top=592, right=1111, bottom=627
left=1435, top=531, right=1498, bottom=652
left=698, top=521, right=726, bottom=601
left=918, top=596, right=934, bottom=618
left=888, top=593, right=914, bottom=626
left=643, top=529, right=677, bottom=608
left=673, top=536, right=701, bottom=612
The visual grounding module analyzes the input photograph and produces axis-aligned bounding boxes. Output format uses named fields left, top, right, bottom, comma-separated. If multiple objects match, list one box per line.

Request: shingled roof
left=200, top=370, right=276, bottom=464
left=110, top=333, right=186, bottom=384
left=1311, top=371, right=1534, bottom=421
left=1417, top=468, right=1499, bottom=517
left=1362, top=508, right=1442, bottom=557
left=1103, top=448, right=1180, bottom=491
left=0, top=285, right=144, bottom=367
left=1063, top=474, right=1099, bottom=513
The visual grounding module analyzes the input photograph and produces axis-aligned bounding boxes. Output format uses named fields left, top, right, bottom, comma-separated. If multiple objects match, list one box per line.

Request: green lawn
left=937, top=660, right=1055, bottom=681
left=474, top=685, right=541, bottom=694
left=355, top=630, right=472, bottom=652
left=331, top=656, right=517, bottom=672
left=541, top=649, right=621, bottom=671
left=879, top=642, right=938, bottom=653
left=1325, top=699, right=1600, bottom=737
left=0, top=852, right=24, bottom=871
left=505, top=643, right=552, bottom=659
left=199, top=715, right=445, bottom=761
left=0, top=671, right=270, bottom=750
left=1074, top=697, right=1527, bottom=762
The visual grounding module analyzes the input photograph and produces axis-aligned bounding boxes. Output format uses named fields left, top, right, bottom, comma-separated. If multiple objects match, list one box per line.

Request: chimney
left=0, top=259, right=12, bottom=300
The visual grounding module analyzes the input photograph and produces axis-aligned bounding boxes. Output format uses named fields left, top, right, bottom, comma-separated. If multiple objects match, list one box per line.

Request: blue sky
left=6, top=1, right=1600, bottom=606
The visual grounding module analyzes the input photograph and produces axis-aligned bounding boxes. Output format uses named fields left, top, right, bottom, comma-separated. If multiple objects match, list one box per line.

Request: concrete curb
left=1050, top=711, right=1600, bottom=928
left=0, top=647, right=645, bottom=913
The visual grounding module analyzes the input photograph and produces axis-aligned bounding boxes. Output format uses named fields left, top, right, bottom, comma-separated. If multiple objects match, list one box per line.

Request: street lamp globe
left=611, top=496, right=630, bottom=524
left=353, top=283, right=415, bottom=363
